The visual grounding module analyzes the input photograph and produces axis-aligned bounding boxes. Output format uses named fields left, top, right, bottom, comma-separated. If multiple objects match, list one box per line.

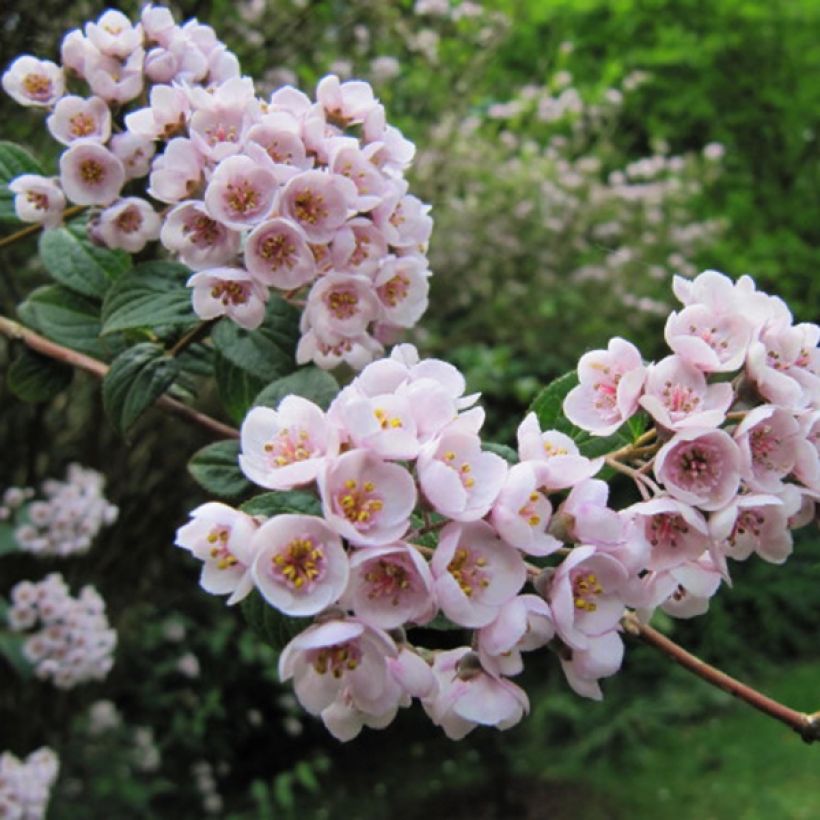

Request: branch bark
left=622, top=612, right=820, bottom=744
left=0, top=315, right=238, bottom=440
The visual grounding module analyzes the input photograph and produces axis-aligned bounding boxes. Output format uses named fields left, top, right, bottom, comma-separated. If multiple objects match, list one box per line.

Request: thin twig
left=622, top=612, right=820, bottom=744
left=0, top=315, right=238, bottom=440
left=168, top=318, right=216, bottom=358
left=0, top=205, right=87, bottom=250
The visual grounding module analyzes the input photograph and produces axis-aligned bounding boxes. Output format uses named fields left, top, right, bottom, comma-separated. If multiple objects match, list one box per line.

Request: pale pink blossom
left=422, top=648, right=529, bottom=739
left=794, top=411, right=819, bottom=491
left=331, top=217, right=388, bottom=277
left=418, top=431, right=507, bottom=522
left=665, top=303, right=752, bottom=372
left=59, top=140, right=125, bottom=206
left=187, top=266, right=268, bottom=329
left=251, top=514, right=348, bottom=616
left=147, top=138, right=203, bottom=204
left=2, top=56, right=64, bottom=108
left=639, top=355, right=733, bottom=430
left=558, top=479, right=624, bottom=549
left=333, top=390, right=421, bottom=460
left=372, top=182, right=433, bottom=248
left=563, top=337, right=646, bottom=435
left=318, top=449, right=415, bottom=547
left=189, top=94, right=257, bottom=164
left=304, top=273, right=380, bottom=338
left=125, top=85, right=190, bottom=140
left=345, top=543, right=436, bottom=628
left=109, top=132, right=155, bottom=180
left=85, top=10, right=142, bottom=58
left=246, top=117, right=310, bottom=173
left=204, top=155, right=277, bottom=230
left=141, top=4, right=177, bottom=45
left=85, top=48, right=144, bottom=104
left=175, top=502, right=258, bottom=604
left=96, top=197, right=160, bottom=252
left=641, top=555, right=723, bottom=618
left=654, top=428, right=741, bottom=511
left=161, top=201, right=241, bottom=270
left=431, top=521, right=526, bottom=628
left=244, top=218, right=316, bottom=288
left=330, top=142, right=385, bottom=208
left=489, top=462, right=562, bottom=556
left=296, top=327, right=383, bottom=371
left=374, top=255, right=430, bottom=327
left=317, top=75, right=378, bottom=125
left=8, top=175, right=65, bottom=228
left=735, top=405, right=801, bottom=492
left=239, top=398, right=337, bottom=490
left=547, top=546, right=628, bottom=649
left=60, top=30, right=94, bottom=77
left=560, top=630, right=624, bottom=700
left=279, top=170, right=353, bottom=243
left=46, top=95, right=110, bottom=145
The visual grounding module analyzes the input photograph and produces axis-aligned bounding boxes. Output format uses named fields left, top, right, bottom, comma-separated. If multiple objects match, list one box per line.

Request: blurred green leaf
left=215, top=353, right=266, bottom=425
left=0, top=631, right=32, bottom=678
left=6, top=348, right=72, bottom=402
left=241, top=590, right=309, bottom=654
left=0, top=524, right=18, bottom=557
left=187, top=440, right=250, bottom=499
left=482, top=441, right=519, bottom=464
left=253, top=367, right=339, bottom=411
left=239, top=490, right=322, bottom=518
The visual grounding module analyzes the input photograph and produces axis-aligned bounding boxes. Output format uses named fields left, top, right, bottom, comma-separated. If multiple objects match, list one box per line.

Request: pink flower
left=109, top=132, right=155, bottom=180
left=141, top=4, right=177, bottom=45
left=244, top=218, right=316, bottom=289
left=95, top=198, right=159, bottom=254
left=246, top=118, right=310, bottom=175
left=422, top=648, right=529, bottom=739
left=624, top=497, right=709, bottom=572
left=317, top=75, right=378, bottom=125
left=2, top=56, right=64, bottom=108
left=189, top=90, right=258, bottom=163
left=489, top=463, right=562, bottom=556
left=296, top=326, right=384, bottom=371
left=345, top=543, right=436, bottom=628
left=710, top=490, right=800, bottom=565
left=318, top=449, right=416, bottom=546
left=85, top=10, right=142, bottom=59
left=331, top=143, right=386, bottom=204
left=85, top=48, right=144, bottom=104
left=175, top=502, right=258, bottom=604
left=204, top=155, right=278, bottom=230
left=59, top=141, right=125, bottom=206
left=560, top=630, right=624, bottom=701
left=654, top=428, right=741, bottom=511
left=639, top=355, right=733, bottom=430
left=161, top=201, right=241, bottom=270
left=333, top=390, right=421, bottom=460
left=8, top=176, right=65, bottom=228
left=642, top=555, right=723, bottom=619
left=147, top=138, right=203, bottom=204
left=279, top=170, right=353, bottom=243
left=304, top=273, right=380, bottom=338
left=374, top=255, right=430, bottom=328
left=547, top=546, right=628, bottom=649
left=563, top=337, right=646, bottom=435
left=239, top=398, right=337, bottom=490
left=665, top=303, right=752, bottom=373
left=372, top=182, right=433, bottom=248
left=251, top=514, right=348, bottom=616
left=125, top=85, right=190, bottom=140
left=477, top=594, right=554, bottom=676
left=516, top=413, right=603, bottom=490
left=418, top=431, right=507, bottom=522
left=60, top=29, right=92, bottom=77
left=735, top=405, right=801, bottom=492
left=558, top=479, right=624, bottom=549
left=46, top=95, right=111, bottom=146
left=794, top=411, right=819, bottom=491
left=431, top=521, right=526, bottom=628
left=187, top=267, right=268, bottom=330
left=331, top=217, right=388, bottom=277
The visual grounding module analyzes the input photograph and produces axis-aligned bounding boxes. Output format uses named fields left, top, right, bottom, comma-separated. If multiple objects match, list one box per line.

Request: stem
left=0, top=315, right=238, bottom=440
left=622, top=612, right=820, bottom=743
left=0, top=206, right=86, bottom=250
left=168, top=319, right=216, bottom=358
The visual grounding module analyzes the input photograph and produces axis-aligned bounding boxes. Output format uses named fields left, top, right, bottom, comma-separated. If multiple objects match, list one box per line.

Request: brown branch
left=622, top=612, right=820, bottom=744
left=0, top=205, right=87, bottom=250
left=0, top=315, right=238, bottom=440
left=168, top=318, right=217, bottom=358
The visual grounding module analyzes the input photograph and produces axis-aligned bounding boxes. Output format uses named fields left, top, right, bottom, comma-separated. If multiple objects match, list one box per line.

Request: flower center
left=23, top=73, right=52, bottom=101
left=263, top=427, right=312, bottom=467
left=26, top=190, right=49, bottom=210
left=80, top=159, right=105, bottom=185
left=443, top=450, right=475, bottom=488
left=272, top=536, right=324, bottom=590
left=676, top=444, right=719, bottom=488
left=750, top=424, right=782, bottom=470
left=259, top=233, right=296, bottom=269
left=364, top=558, right=413, bottom=605
left=206, top=122, right=238, bottom=147
left=648, top=513, right=689, bottom=547
left=293, top=191, right=327, bottom=225
left=70, top=113, right=96, bottom=138
left=517, top=491, right=542, bottom=527
left=185, top=214, right=222, bottom=248
left=378, top=273, right=410, bottom=307
left=572, top=571, right=603, bottom=611
left=662, top=381, right=700, bottom=415
left=337, top=479, right=384, bottom=528
left=210, top=280, right=249, bottom=306
left=115, top=207, right=143, bottom=234
left=373, top=407, right=402, bottom=430
left=207, top=526, right=239, bottom=570
left=225, top=181, right=260, bottom=215
left=327, top=289, right=359, bottom=319
left=312, top=642, right=361, bottom=677
left=729, top=510, right=765, bottom=545
left=447, top=546, right=488, bottom=597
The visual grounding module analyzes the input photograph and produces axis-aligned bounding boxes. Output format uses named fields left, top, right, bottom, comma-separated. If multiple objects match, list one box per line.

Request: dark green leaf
left=39, top=222, right=131, bottom=298
left=101, top=260, right=196, bottom=335
left=6, top=348, right=72, bottom=402
left=627, top=410, right=650, bottom=442
left=241, top=590, right=309, bottom=654
left=482, top=441, right=519, bottom=464
left=17, top=285, right=117, bottom=359
left=0, top=524, right=19, bottom=557
left=239, top=490, right=322, bottom=518
left=215, top=353, right=266, bottom=424
left=102, top=342, right=179, bottom=435
left=423, top=613, right=463, bottom=632
left=0, top=141, right=43, bottom=223
left=0, top=632, right=32, bottom=678
left=187, top=440, right=250, bottom=498
left=211, top=295, right=299, bottom=382
left=253, top=367, right=339, bottom=411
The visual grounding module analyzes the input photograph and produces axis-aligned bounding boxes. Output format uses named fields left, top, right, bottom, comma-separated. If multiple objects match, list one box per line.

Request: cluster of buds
left=0, top=747, right=59, bottom=820
left=178, top=271, right=817, bottom=741
left=2, top=5, right=432, bottom=369
left=7, top=574, right=116, bottom=689
left=2, top=464, right=118, bottom=557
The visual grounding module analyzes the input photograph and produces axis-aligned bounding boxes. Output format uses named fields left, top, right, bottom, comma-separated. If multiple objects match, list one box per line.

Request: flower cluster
left=178, top=271, right=817, bottom=741
left=0, top=747, right=59, bottom=820
left=1, top=464, right=118, bottom=557
left=7, top=573, right=117, bottom=689
left=2, top=5, right=432, bottom=369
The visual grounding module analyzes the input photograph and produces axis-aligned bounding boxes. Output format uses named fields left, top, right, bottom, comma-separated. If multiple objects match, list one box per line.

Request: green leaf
left=187, top=440, right=250, bottom=498
left=39, top=222, right=131, bottom=299
left=253, top=366, right=339, bottom=411
left=0, top=632, right=32, bottom=678
left=0, top=141, right=43, bottom=223
left=482, top=441, right=519, bottom=464
left=102, top=342, right=178, bottom=435
left=211, top=295, right=299, bottom=382
left=0, top=523, right=19, bottom=557
left=239, top=490, right=322, bottom=518
left=17, top=285, right=116, bottom=359
left=215, top=353, right=266, bottom=425
left=6, top=348, right=72, bottom=402
left=423, top=613, right=464, bottom=632
left=241, top=590, right=309, bottom=654
left=101, top=260, right=196, bottom=335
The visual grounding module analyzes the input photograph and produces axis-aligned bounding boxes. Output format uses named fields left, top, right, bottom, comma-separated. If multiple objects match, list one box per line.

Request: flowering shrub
left=0, top=747, right=59, bottom=819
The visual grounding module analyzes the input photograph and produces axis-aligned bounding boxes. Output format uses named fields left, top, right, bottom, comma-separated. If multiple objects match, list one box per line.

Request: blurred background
left=0, top=0, right=818, bottom=817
